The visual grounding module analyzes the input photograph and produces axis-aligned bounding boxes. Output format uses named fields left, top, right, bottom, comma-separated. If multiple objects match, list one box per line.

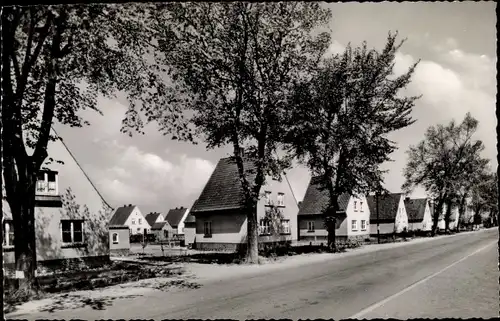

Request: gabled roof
left=109, top=205, right=136, bottom=226
left=151, top=221, right=167, bottom=230
left=191, top=157, right=258, bottom=213
left=367, top=193, right=403, bottom=221
left=165, top=207, right=189, bottom=227
left=298, top=176, right=351, bottom=216
left=404, top=198, right=427, bottom=223
left=145, top=212, right=162, bottom=226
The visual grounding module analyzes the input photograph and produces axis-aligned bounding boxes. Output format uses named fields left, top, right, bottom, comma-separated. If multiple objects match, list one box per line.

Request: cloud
left=385, top=47, right=497, bottom=196
left=93, top=140, right=215, bottom=212
left=324, top=40, right=346, bottom=57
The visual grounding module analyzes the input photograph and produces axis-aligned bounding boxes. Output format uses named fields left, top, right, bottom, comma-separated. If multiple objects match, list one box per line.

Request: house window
left=3, top=220, right=14, bottom=247
left=361, top=220, right=367, bottom=231
left=138, top=218, right=142, bottom=225
left=351, top=220, right=358, bottom=231
left=112, top=233, right=119, bottom=244
left=264, top=191, right=272, bottom=205
left=131, top=219, right=136, bottom=225
left=164, top=230, right=169, bottom=239
left=360, top=201, right=364, bottom=212
left=281, top=219, right=291, bottom=234
left=137, top=227, right=141, bottom=232
left=204, top=221, right=212, bottom=237
left=277, top=193, right=285, bottom=206
left=307, top=221, right=315, bottom=232
left=259, top=219, right=270, bottom=235
left=61, top=220, right=84, bottom=244
left=36, top=171, right=58, bottom=195
left=354, top=201, right=357, bottom=211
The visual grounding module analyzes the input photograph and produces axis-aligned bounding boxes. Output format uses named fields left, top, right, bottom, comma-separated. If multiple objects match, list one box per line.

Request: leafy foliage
left=402, top=112, right=490, bottom=234
left=125, top=2, right=332, bottom=263
left=2, top=4, right=178, bottom=289
left=285, top=32, right=420, bottom=249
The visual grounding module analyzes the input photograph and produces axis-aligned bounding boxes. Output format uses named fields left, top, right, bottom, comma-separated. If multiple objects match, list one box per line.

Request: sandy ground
left=5, top=229, right=488, bottom=317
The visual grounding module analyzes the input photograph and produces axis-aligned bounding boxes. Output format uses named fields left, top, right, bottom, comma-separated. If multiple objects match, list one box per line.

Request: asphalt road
left=8, top=229, right=499, bottom=320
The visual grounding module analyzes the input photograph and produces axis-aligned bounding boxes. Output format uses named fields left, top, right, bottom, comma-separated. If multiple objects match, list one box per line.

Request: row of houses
left=176, top=157, right=464, bottom=251
left=1, top=138, right=468, bottom=270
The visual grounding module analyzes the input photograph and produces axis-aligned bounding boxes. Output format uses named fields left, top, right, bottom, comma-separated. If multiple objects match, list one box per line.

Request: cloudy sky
left=54, top=2, right=497, bottom=215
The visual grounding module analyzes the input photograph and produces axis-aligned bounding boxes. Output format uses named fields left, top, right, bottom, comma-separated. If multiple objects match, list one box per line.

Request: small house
left=404, top=197, right=433, bottom=232
left=165, top=207, right=191, bottom=236
left=298, top=176, right=371, bottom=243
left=109, top=225, right=130, bottom=256
left=3, top=128, right=112, bottom=271
left=366, top=193, right=409, bottom=235
left=110, top=205, right=150, bottom=236
left=190, top=157, right=299, bottom=252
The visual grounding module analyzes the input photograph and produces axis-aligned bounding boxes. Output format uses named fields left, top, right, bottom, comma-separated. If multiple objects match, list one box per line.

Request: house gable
left=367, top=193, right=402, bottom=223
left=394, top=195, right=409, bottom=233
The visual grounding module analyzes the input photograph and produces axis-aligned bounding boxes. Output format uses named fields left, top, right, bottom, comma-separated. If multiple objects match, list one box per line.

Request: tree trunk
left=431, top=197, right=445, bottom=236
left=11, top=168, right=39, bottom=293
left=246, top=202, right=259, bottom=263
left=444, top=199, right=452, bottom=232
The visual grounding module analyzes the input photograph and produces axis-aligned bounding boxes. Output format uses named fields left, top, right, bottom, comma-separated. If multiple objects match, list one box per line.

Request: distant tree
left=285, top=32, right=420, bottom=251
left=470, top=172, right=497, bottom=226
left=124, top=2, right=332, bottom=263
left=402, top=113, right=487, bottom=236
left=1, top=4, right=179, bottom=292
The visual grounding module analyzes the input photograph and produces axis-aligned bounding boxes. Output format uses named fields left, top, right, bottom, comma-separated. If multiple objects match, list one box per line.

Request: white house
left=297, top=176, right=371, bottom=243
left=109, top=205, right=150, bottom=235
left=165, top=207, right=191, bottom=236
left=404, top=197, right=433, bottom=232
left=367, top=193, right=409, bottom=235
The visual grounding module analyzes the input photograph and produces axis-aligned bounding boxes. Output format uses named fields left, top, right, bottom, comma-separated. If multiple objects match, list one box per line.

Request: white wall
left=124, top=207, right=151, bottom=235
left=257, top=176, right=299, bottom=242
left=421, top=202, right=433, bottom=231
left=395, top=196, right=409, bottom=233
left=177, top=208, right=190, bottom=235
left=347, top=195, right=371, bottom=237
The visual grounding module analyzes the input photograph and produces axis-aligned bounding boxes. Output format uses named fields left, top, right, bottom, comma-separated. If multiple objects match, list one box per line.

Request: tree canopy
left=284, top=32, right=420, bottom=250
left=123, top=2, right=332, bottom=263
left=402, top=112, right=490, bottom=234
left=1, top=4, right=176, bottom=291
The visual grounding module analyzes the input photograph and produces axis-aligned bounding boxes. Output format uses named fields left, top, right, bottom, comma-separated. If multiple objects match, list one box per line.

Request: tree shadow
left=38, top=293, right=142, bottom=312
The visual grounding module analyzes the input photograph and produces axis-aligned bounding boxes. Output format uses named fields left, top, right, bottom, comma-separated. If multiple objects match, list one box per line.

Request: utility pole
left=376, top=190, right=380, bottom=244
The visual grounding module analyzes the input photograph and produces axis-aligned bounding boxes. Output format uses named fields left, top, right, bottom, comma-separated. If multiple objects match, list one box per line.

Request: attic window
left=264, top=191, right=272, bottom=206
left=36, top=171, right=58, bottom=195
left=354, top=201, right=357, bottom=211
left=277, top=193, right=285, bottom=207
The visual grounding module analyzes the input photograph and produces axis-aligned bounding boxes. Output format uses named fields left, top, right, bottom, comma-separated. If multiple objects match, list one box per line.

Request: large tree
left=1, top=4, right=178, bottom=292
left=285, top=33, right=420, bottom=251
left=122, top=2, right=331, bottom=263
left=402, top=113, right=488, bottom=235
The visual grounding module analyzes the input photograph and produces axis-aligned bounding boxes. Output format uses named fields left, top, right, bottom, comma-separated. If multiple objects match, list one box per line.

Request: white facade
left=394, top=196, right=409, bottom=233
left=124, top=206, right=151, bottom=235
left=347, top=195, right=371, bottom=238
left=176, top=208, right=191, bottom=235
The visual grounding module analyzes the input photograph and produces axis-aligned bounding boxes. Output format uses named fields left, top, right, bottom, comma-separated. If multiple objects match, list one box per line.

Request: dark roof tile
left=191, top=157, right=258, bottom=212
left=366, top=193, right=402, bottom=221
left=165, top=207, right=189, bottom=227
left=145, top=212, right=162, bottom=226
left=109, top=205, right=136, bottom=226
left=151, top=222, right=167, bottom=230
left=298, top=176, right=351, bottom=216
left=404, top=198, right=428, bottom=223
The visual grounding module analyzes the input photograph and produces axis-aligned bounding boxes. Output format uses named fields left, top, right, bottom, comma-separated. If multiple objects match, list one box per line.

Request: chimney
left=405, top=196, right=410, bottom=201
left=128, top=204, right=132, bottom=207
